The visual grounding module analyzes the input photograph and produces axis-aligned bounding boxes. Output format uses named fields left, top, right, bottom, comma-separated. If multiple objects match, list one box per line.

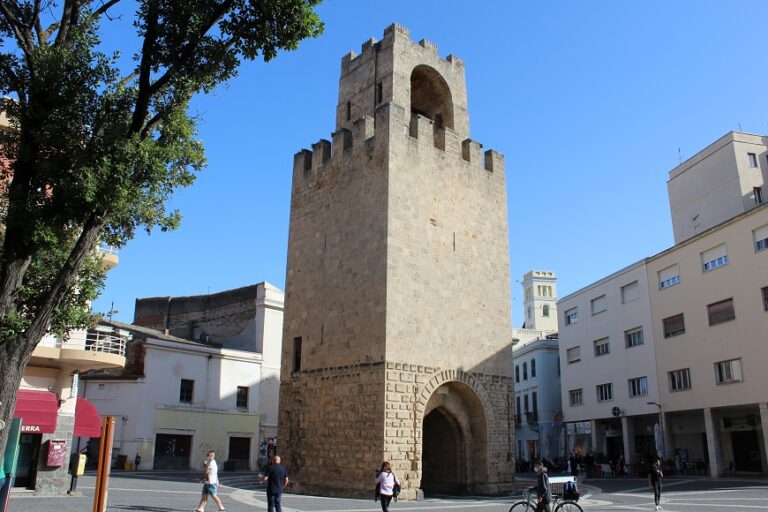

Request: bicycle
left=508, top=487, right=583, bottom=512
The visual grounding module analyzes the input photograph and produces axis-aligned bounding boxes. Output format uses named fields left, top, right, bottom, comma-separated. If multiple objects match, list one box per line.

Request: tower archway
left=420, top=380, right=488, bottom=495
left=410, top=65, right=454, bottom=131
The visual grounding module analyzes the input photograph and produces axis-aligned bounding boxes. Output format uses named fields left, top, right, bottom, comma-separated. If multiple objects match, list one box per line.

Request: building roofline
left=668, top=130, right=767, bottom=182
left=557, top=258, right=648, bottom=304
left=100, top=318, right=221, bottom=347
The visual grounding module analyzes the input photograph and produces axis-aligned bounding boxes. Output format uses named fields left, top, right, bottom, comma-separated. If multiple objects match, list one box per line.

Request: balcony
left=99, top=244, right=119, bottom=270
left=31, top=326, right=129, bottom=371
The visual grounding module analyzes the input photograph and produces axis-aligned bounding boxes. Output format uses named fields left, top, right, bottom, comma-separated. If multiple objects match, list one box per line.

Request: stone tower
left=521, top=270, right=558, bottom=331
left=278, top=24, right=515, bottom=499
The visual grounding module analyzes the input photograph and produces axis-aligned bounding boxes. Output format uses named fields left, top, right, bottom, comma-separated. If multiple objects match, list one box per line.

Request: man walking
left=261, top=455, right=289, bottom=512
left=648, top=459, right=664, bottom=510
left=196, top=450, right=225, bottom=512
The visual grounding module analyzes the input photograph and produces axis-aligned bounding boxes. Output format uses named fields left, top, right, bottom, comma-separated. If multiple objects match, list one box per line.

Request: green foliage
left=0, top=0, right=323, bottom=342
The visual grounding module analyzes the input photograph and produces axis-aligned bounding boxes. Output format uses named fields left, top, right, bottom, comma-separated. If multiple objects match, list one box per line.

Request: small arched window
left=543, top=305, right=550, bottom=317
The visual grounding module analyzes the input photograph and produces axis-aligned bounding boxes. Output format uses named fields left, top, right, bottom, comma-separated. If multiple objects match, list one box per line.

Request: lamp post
left=647, top=401, right=664, bottom=460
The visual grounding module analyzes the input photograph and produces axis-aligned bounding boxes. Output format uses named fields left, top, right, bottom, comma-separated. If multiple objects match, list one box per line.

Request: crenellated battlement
left=294, top=104, right=503, bottom=182
left=341, top=22, right=464, bottom=76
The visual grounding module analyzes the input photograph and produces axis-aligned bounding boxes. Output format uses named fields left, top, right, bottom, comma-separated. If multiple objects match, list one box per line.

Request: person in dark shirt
left=260, top=455, right=289, bottom=512
left=532, top=459, right=552, bottom=512
left=648, top=459, right=664, bottom=510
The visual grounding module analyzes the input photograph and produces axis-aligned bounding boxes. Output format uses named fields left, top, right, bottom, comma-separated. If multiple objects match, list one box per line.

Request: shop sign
left=21, top=425, right=42, bottom=432
left=566, top=421, right=592, bottom=435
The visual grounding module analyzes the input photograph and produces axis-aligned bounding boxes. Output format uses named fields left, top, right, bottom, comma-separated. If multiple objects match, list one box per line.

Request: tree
left=0, top=0, right=322, bottom=459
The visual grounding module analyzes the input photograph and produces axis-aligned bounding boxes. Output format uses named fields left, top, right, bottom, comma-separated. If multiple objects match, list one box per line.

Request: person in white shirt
left=196, top=450, right=225, bottom=512
left=375, top=461, right=400, bottom=512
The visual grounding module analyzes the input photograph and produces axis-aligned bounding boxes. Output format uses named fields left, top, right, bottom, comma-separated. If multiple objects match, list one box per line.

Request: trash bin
left=124, top=461, right=133, bottom=471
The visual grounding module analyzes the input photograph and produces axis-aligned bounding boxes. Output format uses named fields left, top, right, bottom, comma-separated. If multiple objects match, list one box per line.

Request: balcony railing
left=60, top=328, right=129, bottom=356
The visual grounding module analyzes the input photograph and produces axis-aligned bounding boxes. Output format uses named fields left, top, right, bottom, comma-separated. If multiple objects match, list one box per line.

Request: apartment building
left=558, top=260, right=660, bottom=464
left=558, top=131, right=768, bottom=476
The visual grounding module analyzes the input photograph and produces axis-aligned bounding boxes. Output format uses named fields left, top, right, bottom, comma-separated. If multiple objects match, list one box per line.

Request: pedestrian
left=568, top=452, right=576, bottom=477
left=261, top=455, right=289, bottom=512
left=648, top=459, right=664, bottom=510
left=195, top=450, right=225, bottom=512
left=532, top=459, right=552, bottom=512
left=584, top=452, right=594, bottom=479
left=375, top=461, right=401, bottom=512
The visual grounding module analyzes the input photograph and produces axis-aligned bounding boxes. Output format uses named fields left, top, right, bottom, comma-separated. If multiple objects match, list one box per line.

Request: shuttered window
left=701, top=244, right=728, bottom=272
left=591, top=295, right=607, bottom=315
left=621, top=281, right=640, bottom=303
left=658, top=264, right=680, bottom=289
left=754, top=225, right=768, bottom=252
left=707, top=298, right=735, bottom=325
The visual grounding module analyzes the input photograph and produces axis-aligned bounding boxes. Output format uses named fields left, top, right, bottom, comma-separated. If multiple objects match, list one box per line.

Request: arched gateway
left=420, top=380, right=489, bottom=494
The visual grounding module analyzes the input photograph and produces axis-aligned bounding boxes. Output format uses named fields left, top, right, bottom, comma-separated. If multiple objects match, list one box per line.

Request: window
left=515, top=365, right=520, bottom=383
left=755, top=187, right=764, bottom=204
left=345, top=101, right=351, bottom=121
left=754, top=225, right=768, bottom=252
left=565, top=308, right=578, bottom=325
left=763, top=286, right=768, bottom=311
left=569, top=389, right=583, bottom=406
left=596, top=383, right=613, bottom=402
left=543, top=305, right=550, bottom=317
left=523, top=362, right=528, bottom=380
left=236, top=386, right=249, bottom=409
left=531, top=358, right=536, bottom=378
left=748, top=152, right=758, bottom=168
left=625, top=327, right=644, bottom=348
left=375, top=81, right=383, bottom=104
left=663, top=313, right=686, bottom=338
left=532, top=392, right=538, bottom=415
left=566, top=346, right=581, bottom=364
left=621, top=281, right=640, bottom=304
left=515, top=396, right=521, bottom=424
left=523, top=394, right=530, bottom=413
left=292, top=336, right=302, bottom=372
left=628, top=376, right=648, bottom=397
left=658, top=264, right=680, bottom=289
left=669, top=368, right=692, bottom=391
left=179, top=379, right=194, bottom=404
left=702, top=244, right=728, bottom=272
left=715, top=358, right=743, bottom=384
left=707, top=298, right=735, bottom=325
left=593, top=337, right=610, bottom=357
left=591, top=295, right=607, bottom=315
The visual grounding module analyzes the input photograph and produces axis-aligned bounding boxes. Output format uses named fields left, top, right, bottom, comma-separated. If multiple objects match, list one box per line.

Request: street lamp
left=647, top=401, right=664, bottom=460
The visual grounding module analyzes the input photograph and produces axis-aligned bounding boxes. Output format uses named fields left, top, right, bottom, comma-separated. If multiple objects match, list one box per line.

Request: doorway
left=421, top=381, right=488, bottom=496
left=228, top=437, right=251, bottom=471
left=153, top=434, right=192, bottom=470
left=731, top=431, right=762, bottom=472
left=14, top=434, right=41, bottom=488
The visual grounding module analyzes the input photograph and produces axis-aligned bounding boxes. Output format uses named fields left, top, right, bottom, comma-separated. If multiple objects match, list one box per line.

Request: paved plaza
left=7, top=471, right=768, bottom=511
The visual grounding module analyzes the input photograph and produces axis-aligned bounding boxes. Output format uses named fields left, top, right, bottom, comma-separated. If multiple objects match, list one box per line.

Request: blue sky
left=94, top=1, right=768, bottom=326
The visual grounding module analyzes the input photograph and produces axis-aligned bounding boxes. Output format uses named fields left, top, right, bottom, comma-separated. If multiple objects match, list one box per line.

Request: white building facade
left=82, top=282, right=284, bottom=471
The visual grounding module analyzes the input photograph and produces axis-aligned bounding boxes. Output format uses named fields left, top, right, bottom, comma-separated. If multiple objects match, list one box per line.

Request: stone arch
left=415, top=371, right=492, bottom=495
left=410, top=65, right=454, bottom=131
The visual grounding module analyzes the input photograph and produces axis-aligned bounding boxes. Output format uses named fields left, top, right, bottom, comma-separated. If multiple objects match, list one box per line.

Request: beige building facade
left=559, top=131, right=768, bottom=477
left=648, top=203, right=768, bottom=476
left=278, top=24, right=515, bottom=499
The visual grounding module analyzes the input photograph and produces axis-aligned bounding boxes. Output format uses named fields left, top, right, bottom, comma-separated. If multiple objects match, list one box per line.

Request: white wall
left=558, top=261, right=660, bottom=423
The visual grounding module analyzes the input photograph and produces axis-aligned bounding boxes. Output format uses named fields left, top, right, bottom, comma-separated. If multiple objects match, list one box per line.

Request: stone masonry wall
left=278, top=363, right=385, bottom=498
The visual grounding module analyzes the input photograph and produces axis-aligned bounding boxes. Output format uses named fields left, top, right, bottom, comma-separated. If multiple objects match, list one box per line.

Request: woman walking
left=375, top=461, right=400, bottom=512
left=648, top=459, right=664, bottom=510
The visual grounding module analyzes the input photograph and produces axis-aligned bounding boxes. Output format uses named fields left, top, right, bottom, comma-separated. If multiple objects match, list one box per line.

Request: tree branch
left=129, top=0, right=158, bottom=135
left=90, top=0, right=121, bottom=20
left=0, top=1, right=34, bottom=54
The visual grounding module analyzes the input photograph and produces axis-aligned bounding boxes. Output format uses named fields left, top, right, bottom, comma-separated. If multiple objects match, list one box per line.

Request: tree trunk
left=0, top=336, right=34, bottom=467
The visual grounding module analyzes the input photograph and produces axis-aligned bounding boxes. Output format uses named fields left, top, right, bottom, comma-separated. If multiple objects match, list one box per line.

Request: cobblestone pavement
left=8, top=471, right=768, bottom=511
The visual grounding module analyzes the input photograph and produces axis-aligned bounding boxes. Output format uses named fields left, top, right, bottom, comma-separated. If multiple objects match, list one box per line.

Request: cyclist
left=533, top=459, right=552, bottom=512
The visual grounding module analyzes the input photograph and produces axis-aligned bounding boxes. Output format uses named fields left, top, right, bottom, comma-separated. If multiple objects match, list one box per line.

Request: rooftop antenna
left=107, top=301, right=118, bottom=321
left=678, top=147, right=682, bottom=164
left=739, top=122, right=742, bottom=131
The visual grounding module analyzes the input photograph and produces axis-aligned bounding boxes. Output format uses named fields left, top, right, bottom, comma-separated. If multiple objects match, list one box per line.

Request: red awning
left=74, top=397, right=102, bottom=438
left=13, top=389, right=58, bottom=434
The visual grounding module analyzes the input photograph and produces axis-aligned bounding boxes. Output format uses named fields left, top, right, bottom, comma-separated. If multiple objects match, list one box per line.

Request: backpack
left=563, top=480, right=580, bottom=501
